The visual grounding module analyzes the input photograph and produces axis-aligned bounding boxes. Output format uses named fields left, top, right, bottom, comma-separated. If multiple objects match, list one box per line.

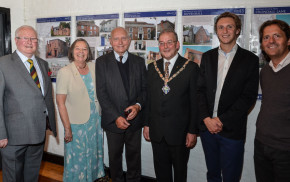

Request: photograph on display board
left=250, top=6, right=290, bottom=68
left=125, top=18, right=156, bottom=40
left=182, top=8, right=246, bottom=66
left=133, top=40, right=146, bottom=51
left=96, top=46, right=113, bottom=58
left=124, top=11, right=176, bottom=65
left=76, top=14, right=119, bottom=59
left=146, top=46, right=160, bottom=65
left=36, top=17, right=71, bottom=78
left=51, top=22, right=70, bottom=36
left=46, top=37, right=70, bottom=59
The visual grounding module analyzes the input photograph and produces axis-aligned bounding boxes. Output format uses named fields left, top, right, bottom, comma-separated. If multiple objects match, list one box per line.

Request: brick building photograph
left=77, top=21, right=99, bottom=37
left=125, top=19, right=156, bottom=40
left=183, top=25, right=212, bottom=45
left=46, top=38, right=69, bottom=58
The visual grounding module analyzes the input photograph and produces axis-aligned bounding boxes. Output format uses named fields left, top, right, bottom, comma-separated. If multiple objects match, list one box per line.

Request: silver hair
left=15, top=25, right=37, bottom=37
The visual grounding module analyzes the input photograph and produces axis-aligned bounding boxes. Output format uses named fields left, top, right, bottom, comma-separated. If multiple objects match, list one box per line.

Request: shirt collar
left=163, top=53, right=179, bottom=65
left=269, top=52, right=290, bottom=70
left=16, top=49, right=36, bottom=63
left=113, top=51, right=128, bottom=63
left=218, top=44, right=238, bottom=57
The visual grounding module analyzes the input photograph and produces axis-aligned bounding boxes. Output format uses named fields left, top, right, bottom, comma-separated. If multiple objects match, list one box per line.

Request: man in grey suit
left=95, top=27, right=146, bottom=182
left=0, top=25, right=56, bottom=182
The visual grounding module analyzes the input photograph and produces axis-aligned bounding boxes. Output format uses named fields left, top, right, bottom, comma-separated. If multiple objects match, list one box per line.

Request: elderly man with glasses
left=144, top=29, right=199, bottom=182
left=0, top=25, right=56, bottom=182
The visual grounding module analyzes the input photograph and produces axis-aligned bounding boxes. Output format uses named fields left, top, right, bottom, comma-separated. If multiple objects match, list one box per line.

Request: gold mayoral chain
left=153, top=60, right=191, bottom=94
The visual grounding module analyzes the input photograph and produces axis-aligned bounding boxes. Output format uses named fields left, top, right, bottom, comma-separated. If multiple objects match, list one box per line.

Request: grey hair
left=15, top=25, right=37, bottom=37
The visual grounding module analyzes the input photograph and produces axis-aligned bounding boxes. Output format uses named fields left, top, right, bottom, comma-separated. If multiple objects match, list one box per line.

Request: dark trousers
left=106, top=129, right=141, bottom=182
left=0, top=142, right=44, bottom=182
left=151, top=138, right=190, bottom=182
left=200, top=131, right=245, bottom=182
left=254, top=139, right=290, bottom=182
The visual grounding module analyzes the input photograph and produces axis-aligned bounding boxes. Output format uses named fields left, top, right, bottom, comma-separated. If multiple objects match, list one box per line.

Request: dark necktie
left=119, top=56, right=123, bottom=64
left=27, top=59, right=41, bottom=89
left=165, top=61, right=170, bottom=81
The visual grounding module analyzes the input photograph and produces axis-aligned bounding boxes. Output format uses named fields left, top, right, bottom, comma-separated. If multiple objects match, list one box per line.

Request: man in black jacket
left=96, top=27, right=146, bottom=182
left=197, top=12, right=259, bottom=182
left=144, top=29, right=199, bottom=182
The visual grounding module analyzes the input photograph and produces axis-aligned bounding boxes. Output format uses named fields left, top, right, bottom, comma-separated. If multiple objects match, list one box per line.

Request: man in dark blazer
left=95, top=27, right=146, bottom=182
left=197, top=12, right=259, bottom=182
left=0, top=25, right=56, bottom=182
left=143, top=29, right=199, bottom=182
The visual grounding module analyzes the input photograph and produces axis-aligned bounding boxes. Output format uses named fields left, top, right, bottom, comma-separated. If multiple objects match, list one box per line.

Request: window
left=147, top=28, right=151, bottom=33
left=147, top=33, right=151, bottom=39
left=129, top=28, right=133, bottom=32
left=0, top=7, right=11, bottom=57
left=139, top=27, right=143, bottom=32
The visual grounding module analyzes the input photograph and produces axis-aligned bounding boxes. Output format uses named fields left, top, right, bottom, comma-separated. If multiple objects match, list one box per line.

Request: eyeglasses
left=16, top=37, right=38, bottom=43
left=158, top=40, right=176, bottom=47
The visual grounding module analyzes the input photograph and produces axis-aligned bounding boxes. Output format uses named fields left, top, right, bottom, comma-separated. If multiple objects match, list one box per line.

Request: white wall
left=1, top=0, right=289, bottom=181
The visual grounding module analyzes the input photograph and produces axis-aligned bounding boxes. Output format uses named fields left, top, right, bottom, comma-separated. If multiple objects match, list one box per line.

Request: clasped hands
left=116, top=104, right=140, bottom=130
left=203, top=117, right=223, bottom=134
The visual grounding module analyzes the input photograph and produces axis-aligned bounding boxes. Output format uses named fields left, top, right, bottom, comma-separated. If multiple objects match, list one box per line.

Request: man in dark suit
left=0, top=25, right=56, bottom=182
left=95, top=27, right=146, bottom=182
left=143, top=29, right=199, bottom=182
left=197, top=12, right=259, bottom=182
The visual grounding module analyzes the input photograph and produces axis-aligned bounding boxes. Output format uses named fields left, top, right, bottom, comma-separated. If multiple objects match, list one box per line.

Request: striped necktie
left=27, top=59, right=41, bottom=89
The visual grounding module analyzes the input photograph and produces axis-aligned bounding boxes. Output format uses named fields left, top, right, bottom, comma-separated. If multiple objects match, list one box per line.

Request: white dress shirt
left=269, top=52, right=290, bottom=72
left=163, top=53, right=179, bottom=75
left=16, top=50, right=44, bottom=95
left=212, top=44, right=238, bottom=117
left=114, top=51, right=128, bottom=63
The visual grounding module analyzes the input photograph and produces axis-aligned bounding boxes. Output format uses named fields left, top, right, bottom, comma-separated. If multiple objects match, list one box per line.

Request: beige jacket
left=56, top=62, right=100, bottom=124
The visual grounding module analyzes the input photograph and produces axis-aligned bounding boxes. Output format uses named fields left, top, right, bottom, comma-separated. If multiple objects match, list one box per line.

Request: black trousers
left=106, top=129, right=141, bottom=182
left=151, top=138, right=190, bottom=182
left=254, top=139, right=290, bottom=182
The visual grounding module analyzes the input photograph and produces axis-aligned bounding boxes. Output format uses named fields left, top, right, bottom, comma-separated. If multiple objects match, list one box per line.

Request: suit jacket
left=197, top=46, right=259, bottom=140
left=145, top=55, right=199, bottom=145
left=56, top=62, right=100, bottom=124
left=95, top=52, right=146, bottom=133
left=0, top=51, right=56, bottom=145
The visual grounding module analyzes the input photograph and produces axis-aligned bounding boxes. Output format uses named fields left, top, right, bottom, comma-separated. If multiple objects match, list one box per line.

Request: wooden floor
left=0, top=161, right=63, bottom=182
left=0, top=161, right=155, bottom=182
left=0, top=161, right=113, bottom=182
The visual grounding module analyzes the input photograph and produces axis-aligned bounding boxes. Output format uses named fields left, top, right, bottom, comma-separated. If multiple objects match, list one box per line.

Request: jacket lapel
left=170, top=55, right=184, bottom=77
left=128, top=54, right=134, bottom=99
left=157, top=59, right=164, bottom=76
left=36, top=57, right=48, bottom=96
left=12, top=52, right=43, bottom=94
left=222, top=46, right=241, bottom=88
left=70, top=62, right=87, bottom=90
left=210, top=48, right=219, bottom=90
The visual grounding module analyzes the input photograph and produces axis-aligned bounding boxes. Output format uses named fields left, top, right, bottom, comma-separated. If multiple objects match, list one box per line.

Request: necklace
left=153, top=60, right=191, bottom=94
left=76, top=63, right=87, bottom=69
